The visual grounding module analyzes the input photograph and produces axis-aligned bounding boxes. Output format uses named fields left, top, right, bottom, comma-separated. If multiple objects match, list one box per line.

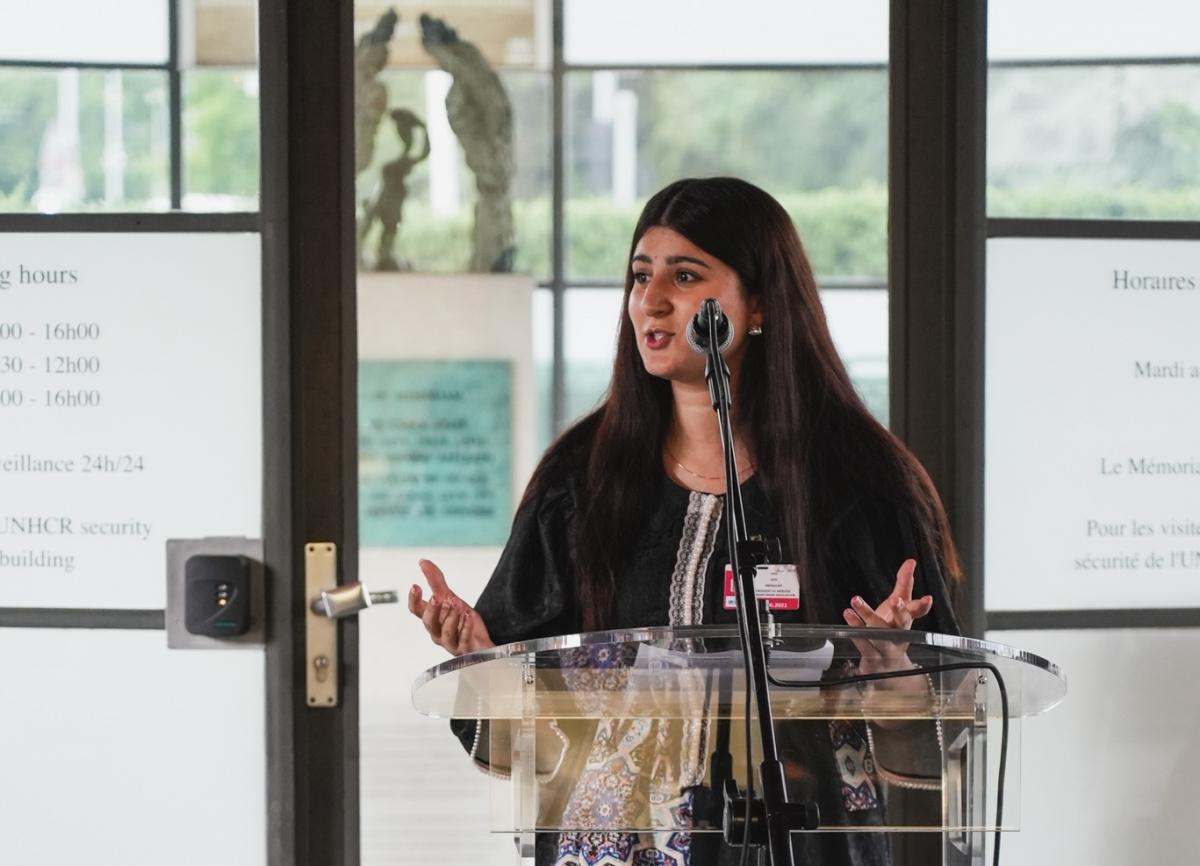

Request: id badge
left=723, top=563, right=801, bottom=611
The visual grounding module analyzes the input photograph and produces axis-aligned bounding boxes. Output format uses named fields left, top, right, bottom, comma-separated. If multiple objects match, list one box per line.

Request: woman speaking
left=409, top=176, right=960, bottom=866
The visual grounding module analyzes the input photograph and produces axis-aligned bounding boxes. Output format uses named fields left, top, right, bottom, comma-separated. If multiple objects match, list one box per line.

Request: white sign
left=989, top=0, right=1200, bottom=62
left=0, top=233, right=262, bottom=608
left=985, top=237, right=1200, bottom=611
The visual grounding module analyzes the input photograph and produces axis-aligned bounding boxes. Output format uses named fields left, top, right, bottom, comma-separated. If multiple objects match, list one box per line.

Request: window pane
left=565, top=69, right=888, bottom=282
left=987, top=64, right=1200, bottom=219
left=356, top=272, right=542, bottom=866
left=533, top=286, right=554, bottom=450
left=990, top=0, right=1200, bottom=62
left=565, top=0, right=887, bottom=66
left=821, top=289, right=888, bottom=425
left=0, top=628, right=265, bottom=865
left=986, top=628, right=1200, bottom=865
left=563, top=289, right=622, bottom=427
left=183, top=69, right=260, bottom=211
left=0, top=0, right=168, bottom=65
left=355, top=69, right=550, bottom=276
left=360, top=612, right=506, bottom=864
left=0, top=68, right=170, bottom=213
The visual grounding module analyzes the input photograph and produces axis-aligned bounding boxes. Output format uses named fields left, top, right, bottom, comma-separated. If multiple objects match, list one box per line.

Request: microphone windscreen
left=686, top=308, right=734, bottom=354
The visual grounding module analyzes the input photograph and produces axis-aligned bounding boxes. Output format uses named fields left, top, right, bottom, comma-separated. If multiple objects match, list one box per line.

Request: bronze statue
left=359, top=109, right=431, bottom=271
left=354, top=8, right=397, bottom=176
left=420, top=14, right=515, bottom=273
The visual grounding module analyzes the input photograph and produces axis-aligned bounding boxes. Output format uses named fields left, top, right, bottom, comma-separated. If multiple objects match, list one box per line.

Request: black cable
left=766, top=659, right=1010, bottom=866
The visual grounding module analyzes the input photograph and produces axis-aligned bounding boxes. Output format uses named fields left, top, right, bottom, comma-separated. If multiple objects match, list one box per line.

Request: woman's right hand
left=407, top=558, right=495, bottom=656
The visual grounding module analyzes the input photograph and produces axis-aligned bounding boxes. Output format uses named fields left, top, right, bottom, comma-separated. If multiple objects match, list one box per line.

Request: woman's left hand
left=842, top=559, right=933, bottom=691
left=842, top=558, right=933, bottom=632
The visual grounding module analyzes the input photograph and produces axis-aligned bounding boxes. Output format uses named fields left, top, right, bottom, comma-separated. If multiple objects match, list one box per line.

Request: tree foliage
left=0, top=63, right=1195, bottom=285
left=184, top=71, right=259, bottom=201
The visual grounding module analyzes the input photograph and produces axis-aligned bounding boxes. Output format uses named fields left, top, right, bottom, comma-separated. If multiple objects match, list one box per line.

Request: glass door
left=351, top=2, right=896, bottom=865
left=0, top=1, right=360, bottom=864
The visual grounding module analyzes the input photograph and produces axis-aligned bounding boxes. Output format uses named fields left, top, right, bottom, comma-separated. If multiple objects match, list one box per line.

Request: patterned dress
left=553, top=490, right=722, bottom=866
left=455, top=463, right=958, bottom=866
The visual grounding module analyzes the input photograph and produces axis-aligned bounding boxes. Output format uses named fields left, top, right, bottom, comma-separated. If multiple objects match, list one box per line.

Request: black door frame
left=259, top=0, right=360, bottom=864
left=889, top=0, right=988, bottom=637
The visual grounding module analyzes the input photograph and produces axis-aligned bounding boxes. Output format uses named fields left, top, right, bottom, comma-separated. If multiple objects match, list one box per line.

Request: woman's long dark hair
left=527, top=177, right=960, bottom=630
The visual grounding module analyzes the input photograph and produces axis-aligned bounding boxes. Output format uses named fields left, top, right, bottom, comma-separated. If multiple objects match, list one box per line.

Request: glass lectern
left=414, top=625, right=1066, bottom=865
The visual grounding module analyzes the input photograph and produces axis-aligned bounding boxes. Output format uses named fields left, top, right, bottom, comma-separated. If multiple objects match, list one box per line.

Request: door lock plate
left=305, top=542, right=339, bottom=707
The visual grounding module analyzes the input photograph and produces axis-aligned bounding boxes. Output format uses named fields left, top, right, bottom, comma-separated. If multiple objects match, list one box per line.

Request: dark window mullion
left=550, top=0, right=567, bottom=434
left=168, top=0, right=183, bottom=209
left=988, top=55, right=1200, bottom=70
left=0, top=59, right=171, bottom=71
left=0, top=609, right=164, bottom=629
left=987, top=217, right=1200, bottom=240
left=0, top=213, right=258, bottom=232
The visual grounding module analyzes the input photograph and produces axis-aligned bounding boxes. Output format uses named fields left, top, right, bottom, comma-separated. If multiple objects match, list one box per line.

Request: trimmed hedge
left=988, top=184, right=1200, bottom=220
left=379, top=182, right=1200, bottom=280
left=375, top=186, right=889, bottom=280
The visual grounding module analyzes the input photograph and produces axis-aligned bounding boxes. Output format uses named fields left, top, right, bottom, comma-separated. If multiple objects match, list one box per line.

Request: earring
left=748, top=324, right=763, bottom=336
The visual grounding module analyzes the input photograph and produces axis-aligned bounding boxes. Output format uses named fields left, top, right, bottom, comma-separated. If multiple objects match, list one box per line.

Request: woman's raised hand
left=842, top=558, right=933, bottom=632
left=407, top=559, right=495, bottom=656
left=842, top=558, right=933, bottom=686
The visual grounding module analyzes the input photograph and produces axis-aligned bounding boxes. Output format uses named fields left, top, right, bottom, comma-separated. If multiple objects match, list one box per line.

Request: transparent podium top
left=412, top=625, right=1065, bottom=722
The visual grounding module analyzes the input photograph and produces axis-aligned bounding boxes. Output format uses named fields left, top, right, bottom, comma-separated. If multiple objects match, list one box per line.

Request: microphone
left=686, top=299, right=734, bottom=354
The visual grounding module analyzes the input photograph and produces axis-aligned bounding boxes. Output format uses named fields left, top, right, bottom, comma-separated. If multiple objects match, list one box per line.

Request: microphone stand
left=700, top=300, right=816, bottom=866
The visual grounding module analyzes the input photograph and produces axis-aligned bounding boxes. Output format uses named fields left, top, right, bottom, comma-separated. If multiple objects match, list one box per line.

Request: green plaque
left=359, top=360, right=512, bottom=546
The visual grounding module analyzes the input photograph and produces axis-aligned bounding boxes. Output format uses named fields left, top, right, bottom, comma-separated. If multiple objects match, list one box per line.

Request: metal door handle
left=311, top=581, right=400, bottom=619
